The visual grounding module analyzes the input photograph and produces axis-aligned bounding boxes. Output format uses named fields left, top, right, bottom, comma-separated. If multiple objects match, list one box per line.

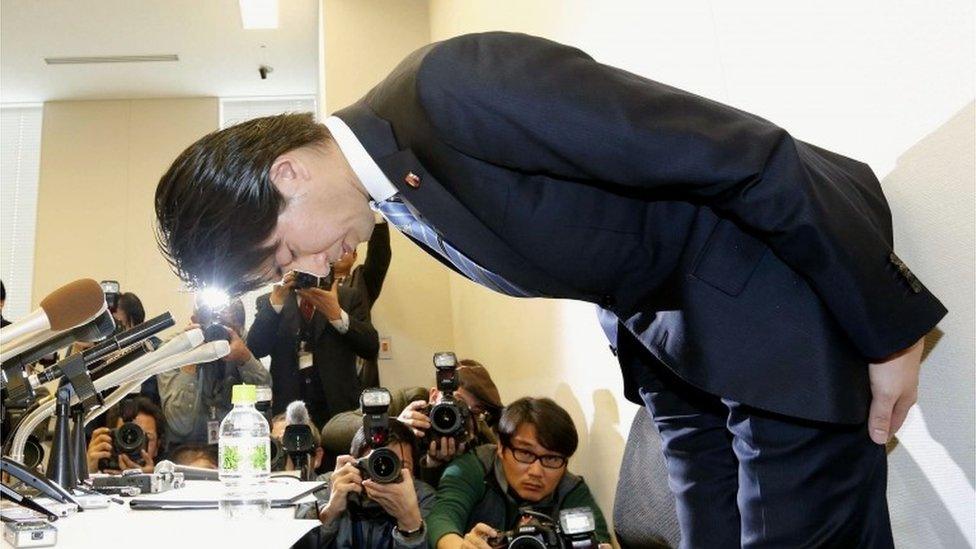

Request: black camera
left=489, top=508, right=599, bottom=549
left=98, top=399, right=147, bottom=471
left=427, top=352, right=471, bottom=442
left=291, top=268, right=335, bottom=290
left=355, top=388, right=401, bottom=484
left=194, top=300, right=231, bottom=344
left=283, top=423, right=317, bottom=481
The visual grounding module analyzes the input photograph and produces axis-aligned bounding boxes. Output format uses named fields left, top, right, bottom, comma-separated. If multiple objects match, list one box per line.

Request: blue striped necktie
left=374, top=196, right=533, bottom=298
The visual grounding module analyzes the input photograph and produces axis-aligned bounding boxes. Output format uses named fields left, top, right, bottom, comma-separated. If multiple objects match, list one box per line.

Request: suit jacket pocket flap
left=692, top=218, right=767, bottom=297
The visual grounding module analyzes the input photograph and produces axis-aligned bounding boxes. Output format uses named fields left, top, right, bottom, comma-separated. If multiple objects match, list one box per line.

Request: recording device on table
left=356, top=387, right=402, bottom=484
left=96, top=397, right=146, bottom=471
left=427, top=351, right=471, bottom=444
left=87, top=460, right=184, bottom=496
left=489, top=507, right=600, bottom=549
left=2, top=518, right=57, bottom=548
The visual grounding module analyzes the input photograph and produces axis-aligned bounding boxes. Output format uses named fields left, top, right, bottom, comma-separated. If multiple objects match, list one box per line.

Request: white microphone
left=85, top=338, right=229, bottom=425
left=0, top=279, right=107, bottom=347
left=7, top=330, right=224, bottom=463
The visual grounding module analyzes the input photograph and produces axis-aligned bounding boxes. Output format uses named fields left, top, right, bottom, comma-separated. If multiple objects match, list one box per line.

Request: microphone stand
left=45, top=385, right=77, bottom=490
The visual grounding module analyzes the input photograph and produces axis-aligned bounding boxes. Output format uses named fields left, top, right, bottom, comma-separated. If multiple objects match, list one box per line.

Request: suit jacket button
left=404, top=172, right=421, bottom=188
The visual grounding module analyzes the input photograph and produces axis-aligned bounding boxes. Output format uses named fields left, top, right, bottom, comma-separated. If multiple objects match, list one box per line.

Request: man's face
left=115, top=412, right=159, bottom=461
left=265, top=143, right=374, bottom=279
left=497, top=423, right=566, bottom=503
left=112, top=310, right=132, bottom=330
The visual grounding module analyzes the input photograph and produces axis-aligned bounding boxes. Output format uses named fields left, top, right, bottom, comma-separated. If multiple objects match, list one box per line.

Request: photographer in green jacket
left=427, top=397, right=611, bottom=548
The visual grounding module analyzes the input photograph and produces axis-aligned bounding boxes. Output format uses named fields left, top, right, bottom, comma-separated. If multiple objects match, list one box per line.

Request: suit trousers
left=639, top=360, right=894, bottom=548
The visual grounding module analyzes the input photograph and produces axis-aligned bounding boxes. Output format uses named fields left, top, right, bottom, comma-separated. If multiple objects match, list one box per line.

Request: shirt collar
left=323, top=115, right=397, bottom=204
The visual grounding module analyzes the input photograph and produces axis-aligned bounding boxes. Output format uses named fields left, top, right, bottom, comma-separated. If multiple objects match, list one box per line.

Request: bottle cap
left=231, top=384, right=257, bottom=404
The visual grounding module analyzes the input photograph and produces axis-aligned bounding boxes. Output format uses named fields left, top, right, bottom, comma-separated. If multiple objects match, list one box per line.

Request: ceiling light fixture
left=44, top=54, right=179, bottom=65
left=239, top=0, right=279, bottom=29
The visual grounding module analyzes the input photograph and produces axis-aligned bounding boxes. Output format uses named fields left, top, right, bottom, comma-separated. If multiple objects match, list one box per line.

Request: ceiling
left=0, top=0, right=320, bottom=103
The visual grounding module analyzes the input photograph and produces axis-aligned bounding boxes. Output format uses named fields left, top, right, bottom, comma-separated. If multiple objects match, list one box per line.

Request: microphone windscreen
left=286, top=400, right=311, bottom=426
left=39, top=279, right=105, bottom=331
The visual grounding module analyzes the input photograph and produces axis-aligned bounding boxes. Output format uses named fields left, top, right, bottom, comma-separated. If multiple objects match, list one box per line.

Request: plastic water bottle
left=219, top=384, right=271, bottom=518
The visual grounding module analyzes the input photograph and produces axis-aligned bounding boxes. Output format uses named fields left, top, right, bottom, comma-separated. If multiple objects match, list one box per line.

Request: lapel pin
left=404, top=171, right=421, bottom=188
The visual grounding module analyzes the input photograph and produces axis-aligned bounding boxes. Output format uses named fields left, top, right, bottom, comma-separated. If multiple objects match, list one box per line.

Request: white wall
left=321, top=0, right=455, bottom=392
left=428, top=1, right=975, bottom=546
left=33, top=98, right=219, bottom=334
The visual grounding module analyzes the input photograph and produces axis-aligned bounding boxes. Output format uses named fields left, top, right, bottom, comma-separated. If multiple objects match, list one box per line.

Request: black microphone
left=1, top=310, right=115, bottom=379
left=12, top=313, right=174, bottom=411
left=33, top=313, right=174, bottom=385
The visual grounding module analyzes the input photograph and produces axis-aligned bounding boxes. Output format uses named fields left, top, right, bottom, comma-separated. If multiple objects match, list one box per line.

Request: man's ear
left=314, top=448, right=324, bottom=470
left=269, top=154, right=311, bottom=196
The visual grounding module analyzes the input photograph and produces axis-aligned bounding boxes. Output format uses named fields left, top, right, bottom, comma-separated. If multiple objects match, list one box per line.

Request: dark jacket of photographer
left=417, top=418, right=497, bottom=489
left=297, top=473, right=437, bottom=549
left=247, top=286, right=379, bottom=426
left=427, top=445, right=610, bottom=545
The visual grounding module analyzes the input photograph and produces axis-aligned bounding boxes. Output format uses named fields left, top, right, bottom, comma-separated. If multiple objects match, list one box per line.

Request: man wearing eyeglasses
left=426, top=397, right=611, bottom=549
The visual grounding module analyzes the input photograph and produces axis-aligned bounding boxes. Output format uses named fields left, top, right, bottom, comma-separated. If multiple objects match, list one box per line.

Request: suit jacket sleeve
left=246, top=293, right=280, bottom=360
left=337, top=286, right=380, bottom=360
left=416, top=31, right=946, bottom=359
left=360, top=221, right=392, bottom=306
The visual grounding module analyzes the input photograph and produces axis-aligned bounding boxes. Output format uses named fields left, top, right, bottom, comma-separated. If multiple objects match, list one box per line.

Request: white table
left=2, top=481, right=322, bottom=549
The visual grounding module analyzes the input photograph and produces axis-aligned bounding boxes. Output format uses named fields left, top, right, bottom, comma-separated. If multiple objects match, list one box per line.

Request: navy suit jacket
left=334, top=32, right=946, bottom=423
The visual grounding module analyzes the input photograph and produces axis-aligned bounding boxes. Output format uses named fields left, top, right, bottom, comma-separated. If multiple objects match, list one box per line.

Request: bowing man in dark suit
left=246, top=273, right=379, bottom=428
left=155, top=32, right=946, bottom=547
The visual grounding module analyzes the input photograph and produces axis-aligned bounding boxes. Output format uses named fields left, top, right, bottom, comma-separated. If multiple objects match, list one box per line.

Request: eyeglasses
left=505, top=446, right=567, bottom=469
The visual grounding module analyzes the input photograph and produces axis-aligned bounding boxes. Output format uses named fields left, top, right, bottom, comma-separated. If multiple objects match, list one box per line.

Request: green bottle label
left=219, top=436, right=270, bottom=473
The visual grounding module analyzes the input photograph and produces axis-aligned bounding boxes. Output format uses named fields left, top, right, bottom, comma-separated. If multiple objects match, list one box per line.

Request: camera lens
left=115, top=423, right=146, bottom=454
left=509, top=536, right=547, bottom=549
left=367, top=448, right=401, bottom=483
left=431, top=402, right=460, bottom=435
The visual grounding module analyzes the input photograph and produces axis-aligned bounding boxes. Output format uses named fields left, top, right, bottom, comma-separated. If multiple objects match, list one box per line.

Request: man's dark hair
left=154, top=112, right=331, bottom=295
left=1, top=280, right=6, bottom=302
left=106, top=396, right=166, bottom=449
left=117, top=292, right=145, bottom=326
left=350, top=420, right=418, bottom=467
left=170, top=444, right=219, bottom=468
left=497, top=397, right=578, bottom=458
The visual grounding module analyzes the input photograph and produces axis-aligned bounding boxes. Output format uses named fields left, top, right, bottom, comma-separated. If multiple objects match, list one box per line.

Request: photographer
left=397, top=359, right=503, bottom=487
left=86, top=396, right=165, bottom=474
left=157, top=299, right=270, bottom=448
left=311, top=420, right=435, bottom=548
left=427, top=397, right=610, bottom=548
left=247, top=269, right=379, bottom=427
